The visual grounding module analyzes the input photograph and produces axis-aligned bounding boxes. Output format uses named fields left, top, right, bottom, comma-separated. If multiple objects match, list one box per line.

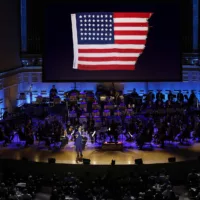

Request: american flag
left=71, top=12, right=152, bottom=71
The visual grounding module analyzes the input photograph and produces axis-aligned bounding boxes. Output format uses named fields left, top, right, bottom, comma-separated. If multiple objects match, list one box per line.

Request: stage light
left=34, top=155, right=39, bottom=162
left=111, top=160, right=115, bottom=166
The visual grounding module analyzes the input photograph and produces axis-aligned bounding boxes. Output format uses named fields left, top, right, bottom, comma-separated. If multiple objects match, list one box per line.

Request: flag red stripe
left=78, top=64, right=135, bottom=70
left=114, top=12, right=152, bottom=18
left=78, top=49, right=143, bottom=53
left=115, top=40, right=147, bottom=44
left=114, top=22, right=148, bottom=27
left=79, top=57, right=138, bottom=62
left=114, top=30, right=148, bottom=35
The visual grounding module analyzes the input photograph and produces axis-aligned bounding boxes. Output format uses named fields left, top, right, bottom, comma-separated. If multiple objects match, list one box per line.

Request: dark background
left=0, top=0, right=21, bottom=72
left=0, top=0, right=195, bottom=74
left=26, top=0, right=196, bottom=55
left=43, top=1, right=181, bottom=82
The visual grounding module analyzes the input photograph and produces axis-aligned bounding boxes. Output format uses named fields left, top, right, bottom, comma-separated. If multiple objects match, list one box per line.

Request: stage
left=0, top=139, right=200, bottom=165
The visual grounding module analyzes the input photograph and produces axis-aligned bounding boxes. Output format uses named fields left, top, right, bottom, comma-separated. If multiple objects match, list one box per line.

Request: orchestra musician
left=189, top=90, right=197, bottom=106
left=177, top=90, right=184, bottom=103
left=168, top=90, right=174, bottom=102
left=166, top=100, right=173, bottom=108
left=146, top=100, right=154, bottom=109
left=50, top=85, right=58, bottom=101
left=131, top=88, right=138, bottom=98
left=25, top=119, right=34, bottom=147
left=115, top=91, right=122, bottom=105
left=75, top=127, right=83, bottom=163
left=109, top=120, right=118, bottom=143
left=110, top=89, right=116, bottom=99
left=156, top=101, right=164, bottom=109
left=145, top=91, right=155, bottom=103
left=156, top=90, right=164, bottom=103
left=0, top=127, right=9, bottom=146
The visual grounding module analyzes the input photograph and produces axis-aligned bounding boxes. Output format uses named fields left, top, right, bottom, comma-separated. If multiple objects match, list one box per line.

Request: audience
left=0, top=173, right=43, bottom=200
left=48, top=169, right=179, bottom=200
left=1, top=167, right=200, bottom=199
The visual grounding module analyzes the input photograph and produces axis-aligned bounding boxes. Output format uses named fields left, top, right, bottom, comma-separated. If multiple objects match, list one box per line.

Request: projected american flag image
left=71, top=12, right=152, bottom=71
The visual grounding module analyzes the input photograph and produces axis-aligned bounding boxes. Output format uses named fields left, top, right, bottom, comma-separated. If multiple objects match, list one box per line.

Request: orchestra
left=0, top=85, right=199, bottom=151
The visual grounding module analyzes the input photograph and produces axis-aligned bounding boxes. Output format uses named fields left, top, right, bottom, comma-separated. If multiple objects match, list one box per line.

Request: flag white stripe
left=79, top=53, right=140, bottom=57
left=114, top=18, right=148, bottom=23
left=78, top=61, right=136, bottom=65
left=114, top=27, right=148, bottom=31
left=71, top=14, right=78, bottom=69
left=115, top=35, right=147, bottom=40
left=78, top=44, right=145, bottom=49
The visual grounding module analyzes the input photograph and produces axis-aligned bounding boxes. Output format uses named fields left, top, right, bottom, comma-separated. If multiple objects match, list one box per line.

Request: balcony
left=21, top=53, right=200, bottom=67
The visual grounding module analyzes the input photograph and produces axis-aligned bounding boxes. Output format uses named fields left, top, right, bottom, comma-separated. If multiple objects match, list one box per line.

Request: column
left=193, top=0, right=199, bottom=51
left=20, top=0, right=27, bottom=52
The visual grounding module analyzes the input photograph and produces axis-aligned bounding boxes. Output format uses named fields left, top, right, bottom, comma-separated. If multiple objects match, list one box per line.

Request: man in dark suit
left=75, top=127, right=83, bottom=162
left=49, top=85, right=57, bottom=101
left=177, top=90, right=184, bottom=103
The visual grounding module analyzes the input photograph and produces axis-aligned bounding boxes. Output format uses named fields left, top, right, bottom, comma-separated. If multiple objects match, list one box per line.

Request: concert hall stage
left=0, top=139, right=200, bottom=165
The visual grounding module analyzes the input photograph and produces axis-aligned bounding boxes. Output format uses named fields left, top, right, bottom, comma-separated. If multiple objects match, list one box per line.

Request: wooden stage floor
left=0, top=140, right=200, bottom=165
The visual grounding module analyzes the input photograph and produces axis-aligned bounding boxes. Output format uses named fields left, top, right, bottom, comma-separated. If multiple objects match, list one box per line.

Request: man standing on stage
left=49, top=85, right=57, bottom=101
left=75, top=126, right=83, bottom=162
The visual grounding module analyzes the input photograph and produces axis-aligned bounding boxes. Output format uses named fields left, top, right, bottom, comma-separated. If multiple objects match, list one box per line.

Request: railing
left=20, top=53, right=200, bottom=67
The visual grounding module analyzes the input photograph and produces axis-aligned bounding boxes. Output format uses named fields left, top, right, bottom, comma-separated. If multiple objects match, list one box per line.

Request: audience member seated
left=0, top=173, right=44, bottom=200
left=47, top=168, right=179, bottom=200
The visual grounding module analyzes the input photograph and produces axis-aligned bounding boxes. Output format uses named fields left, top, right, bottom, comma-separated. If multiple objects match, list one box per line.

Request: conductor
left=75, top=126, right=83, bottom=162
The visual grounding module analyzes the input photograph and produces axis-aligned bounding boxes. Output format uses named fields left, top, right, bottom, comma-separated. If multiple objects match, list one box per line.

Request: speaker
left=168, top=157, right=176, bottom=163
left=135, top=159, right=143, bottom=165
left=48, top=158, right=56, bottom=164
left=83, top=158, right=90, bottom=165
left=111, top=160, right=115, bottom=166
left=21, top=157, right=28, bottom=161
